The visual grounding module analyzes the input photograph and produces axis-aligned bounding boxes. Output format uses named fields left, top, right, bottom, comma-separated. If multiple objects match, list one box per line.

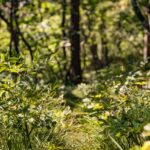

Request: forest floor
left=57, top=60, right=150, bottom=150
left=1, top=58, right=150, bottom=150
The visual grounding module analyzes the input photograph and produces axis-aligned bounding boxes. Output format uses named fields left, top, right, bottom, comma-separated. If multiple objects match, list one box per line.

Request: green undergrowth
left=62, top=62, right=150, bottom=150
left=1, top=57, right=150, bottom=149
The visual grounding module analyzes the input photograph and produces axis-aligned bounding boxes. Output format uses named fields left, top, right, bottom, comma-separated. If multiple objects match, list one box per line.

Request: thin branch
left=0, top=9, right=10, bottom=26
left=14, top=13, right=33, bottom=60
left=18, top=30, right=34, bottom=60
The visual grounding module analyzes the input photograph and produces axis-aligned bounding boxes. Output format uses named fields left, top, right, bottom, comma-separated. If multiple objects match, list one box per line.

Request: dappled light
left=0, top=0, right=150, bottom=150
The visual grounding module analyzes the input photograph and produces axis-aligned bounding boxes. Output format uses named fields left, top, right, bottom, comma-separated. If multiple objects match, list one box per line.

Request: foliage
left=0, top=56, right=64, bottom=149
left=0, top=0, right=150, bottom=150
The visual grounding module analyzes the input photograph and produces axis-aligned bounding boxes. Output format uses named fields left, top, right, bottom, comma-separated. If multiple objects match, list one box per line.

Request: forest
left=1, top=0, right=150, bottom=149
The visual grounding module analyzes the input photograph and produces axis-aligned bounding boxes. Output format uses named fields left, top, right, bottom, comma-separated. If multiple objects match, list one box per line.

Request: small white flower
left=87, top=103, right=94, bottom=109
left=83, top=98, right=91, bottom=103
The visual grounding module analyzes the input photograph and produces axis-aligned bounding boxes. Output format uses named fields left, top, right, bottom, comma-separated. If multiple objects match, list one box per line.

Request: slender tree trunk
left=68, top=0, right=82, bottom=84
left=9, top=0, right=20, bottom=56
left=90, top=41, right=101, bottom=70
left=88, top=25, right=101, bottom=70
left=61, top=0, right=67, bottom=76
left=131, top=0, right=150, bottom=61
left=0, top=1, right=33, bottom=59
left=85, top=8, right=101, bottom=70
left=144, top=0, right=150, bottom=62
left=62, top=0, right=67, bottom=59
left=144, top=31, right=150, bottom=62
left=100, top=16, right=108, bottom=67
left=101, top=38, right=108, bottom=67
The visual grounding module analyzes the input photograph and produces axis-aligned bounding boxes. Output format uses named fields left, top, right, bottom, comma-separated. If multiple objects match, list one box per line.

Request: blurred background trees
left=0, top=0, right=148, bottom=83
left=1, top=1, right=150, bottom=149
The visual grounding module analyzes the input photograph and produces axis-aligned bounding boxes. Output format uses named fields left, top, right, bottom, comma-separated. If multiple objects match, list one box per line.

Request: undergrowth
left=0, top=57, right=150, bottom=150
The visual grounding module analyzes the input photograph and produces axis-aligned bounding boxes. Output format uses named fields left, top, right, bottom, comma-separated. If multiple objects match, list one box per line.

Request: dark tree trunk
left=62, top=0, right=67, bottom=59
left=101, top=40, right=108, bottom=67
left=9, top=0, right=20, bottom=56
left=61, top=0, right=68, bottom=76
left=90, top=42, right=101, bottom=70
left=0, top=1, right=33, bottom=60
left=68, top=0, right=82, bottom=84
left=131, top=0, right=149, bottom=31
left=100, top=16, right=108, bottom=67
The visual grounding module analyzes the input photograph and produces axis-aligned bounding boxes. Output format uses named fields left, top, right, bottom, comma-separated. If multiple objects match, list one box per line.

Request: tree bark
left=144, top=31, right=150, bottom=62
left=0, top=1, right=33, bottom=60
left=9, top=0, right=20, bottom=56
left=144, top=0, right=150, bottom=62
left=62, top=0, right=67, bottom=59
left=131, top=0, right=149, bottom=31
left=90, top=41, right=101, bottom=70
left=85, top=4, right=101, bottom=70
left=100, top=16, right=108, bottom=67
left=131, top=0, right=150, bottom=61
left=68, top=0, right=82, bottom=84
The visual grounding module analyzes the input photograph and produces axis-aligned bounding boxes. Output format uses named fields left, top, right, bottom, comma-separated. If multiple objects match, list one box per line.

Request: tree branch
left=0, top=9, right=10, bottom=26
left=131, top=0, right=150, bottom=32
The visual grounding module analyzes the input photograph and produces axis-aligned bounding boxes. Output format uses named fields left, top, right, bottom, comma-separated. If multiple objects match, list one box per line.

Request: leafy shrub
left=0, top=57, right=65, bottom=149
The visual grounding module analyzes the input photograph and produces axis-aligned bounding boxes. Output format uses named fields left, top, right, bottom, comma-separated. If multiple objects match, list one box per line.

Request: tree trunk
left=131, top=0, right=150, bottom=61
left=9, top=0, right=20, bottom=56
left=144, top=0, right=150, bottom=62
left=62, top=0, right=67, bottom=59
left=0, top=1, right=33, bottom=60
left=100, top=16, right=108, bottom=67
left=84, top=5, right=101, bottom=70
left=68, top=0, right=82, bottom=84
left=144, top=31, right=150, bottom=62
left=90, top=42, right=101, bottom=70
left=101, top=38, right=108, bottom=67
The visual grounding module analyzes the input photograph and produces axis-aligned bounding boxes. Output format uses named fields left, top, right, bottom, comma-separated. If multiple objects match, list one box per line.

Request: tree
left=61, top=0, right=67, bottom=59
left=67, top=0, right=82, bottom=84
left=85, top=0, right=101, bottom=70
left=100, top=13, right=108, bottom=67
left=131, top=0, right=150, bottom=61
left=143, top=0, right=150, bottom=62
left=0, top=0, right=33, bottom=59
